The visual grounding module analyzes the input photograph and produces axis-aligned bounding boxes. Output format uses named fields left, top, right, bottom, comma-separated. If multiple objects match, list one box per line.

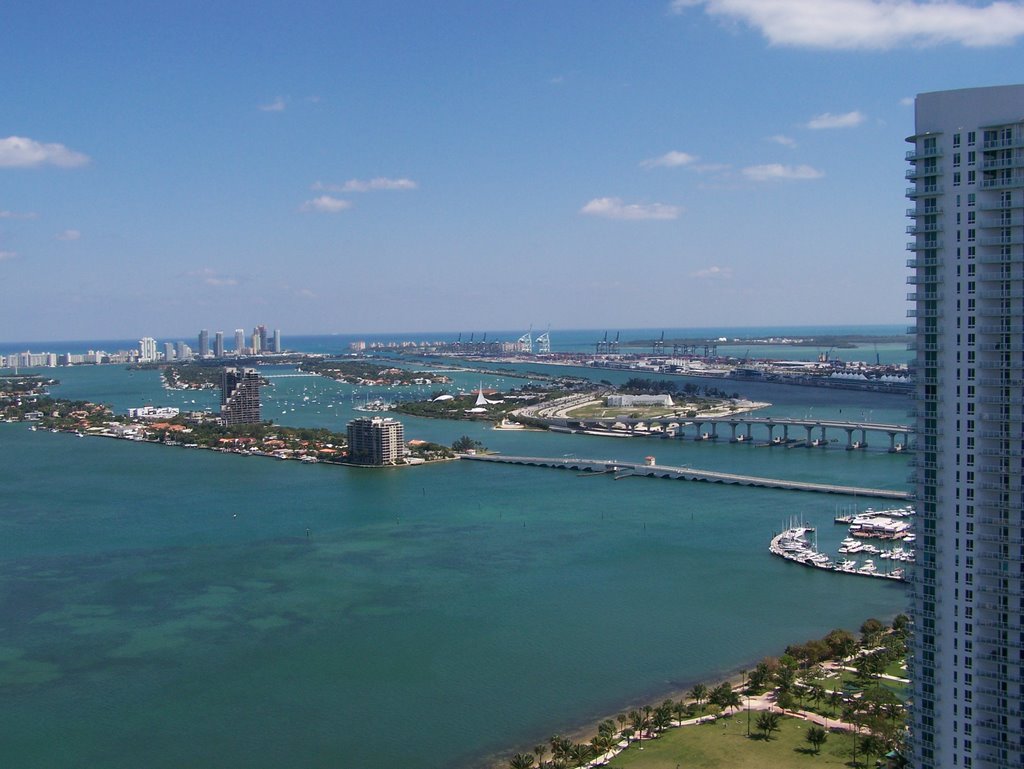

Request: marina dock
left=769, top=527, right=906, bottom=582
left=461, top=454, right=911, bottom=500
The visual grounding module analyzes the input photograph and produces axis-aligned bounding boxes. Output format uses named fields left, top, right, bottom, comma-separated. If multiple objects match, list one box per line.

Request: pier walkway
left=461, top=454, right=911, bottom=500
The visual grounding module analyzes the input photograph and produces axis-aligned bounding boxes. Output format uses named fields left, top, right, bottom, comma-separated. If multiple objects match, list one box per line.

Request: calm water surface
left=0, top=358, right=910, bottom=768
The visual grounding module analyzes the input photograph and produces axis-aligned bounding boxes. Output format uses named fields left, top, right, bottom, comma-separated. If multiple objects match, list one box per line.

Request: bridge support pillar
left=693, top=421, right=703, bottom=441
left=844, top=428, right=855, bottom=449
left=820, top=426, right=828, bottom=445
left=805, top=425, right=814, bottom=446
left=888, top=432, right=896, bottom=451
left=730, top=423, right=737, bottom=441
left=861, top=428, right=869, bottom=448
left=745, top=423, right=753, bottom=441
left=766, top=424, right=775, bottom=443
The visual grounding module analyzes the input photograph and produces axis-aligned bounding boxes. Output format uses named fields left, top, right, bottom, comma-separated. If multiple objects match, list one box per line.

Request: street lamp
left=743, top=669, right=751, bottom=737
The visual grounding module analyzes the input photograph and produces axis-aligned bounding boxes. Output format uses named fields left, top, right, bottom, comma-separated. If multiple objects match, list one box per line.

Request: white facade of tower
left=138, top=336, right=157, bottom=362
left=906, top=84, right=1024, bottom=769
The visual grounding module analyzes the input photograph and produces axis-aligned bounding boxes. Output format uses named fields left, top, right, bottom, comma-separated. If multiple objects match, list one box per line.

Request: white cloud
left=0, top=209, right=38, bottom=219
left=259, top=97, right=287, bottom=112
left=0, top=136, right=90, bottom=168
left=742, top=163, right=825, bottom=181
left=0, top=250, right=17, bottom=261
left=580, top=197, right=681, bottom=220
left=312, top=177, right=418, bottom=193
left=186, top=268, right=242, bottom=287
left=640, top=150, right=698, bottom=168
left=691, top=265, right=733, bottom=279
left=670, top=0, right=1024, bottom=49
left=55, top=229, right=81, bottom=241
left=300, top=195, right=352, bottom=213
left=768, top=134, right=798, bottom=148
left=806, top=110, right=866, bottom=129
left=900, top=96, right=915, bottom=106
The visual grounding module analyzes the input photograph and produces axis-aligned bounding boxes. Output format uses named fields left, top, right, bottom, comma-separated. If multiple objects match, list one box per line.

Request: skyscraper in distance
left=138, top=337, right=157, bottom=362
left=234, top=328, right=245, bottom=354
left=214, top=331, right=224, bottom=358
left=198, top=329, right=209, bottom=358
left=906, top=84, right=1024, bottom=769
left=273, top=328, right=281, bottom=353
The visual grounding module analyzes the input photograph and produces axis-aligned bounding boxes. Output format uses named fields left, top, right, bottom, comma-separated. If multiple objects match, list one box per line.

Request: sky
left=3, top=0, right=1024, bottom=342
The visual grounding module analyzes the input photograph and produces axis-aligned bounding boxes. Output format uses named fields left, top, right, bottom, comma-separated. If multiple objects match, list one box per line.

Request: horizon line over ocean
left=0, top=323, right=907, bottom=357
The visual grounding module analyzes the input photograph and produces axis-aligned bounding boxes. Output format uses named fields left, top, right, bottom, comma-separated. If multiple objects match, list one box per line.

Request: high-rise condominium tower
left=346, top=417, right=405, bottom=465
left=220, top=367, right=261, bottom=425
left=198, top=329, right=210, bottom=358
left=214, top=331, right=225, bottom=358
left=906, top=84, right=1024, bottom=769
left=234, top=328, right=245, bottom=354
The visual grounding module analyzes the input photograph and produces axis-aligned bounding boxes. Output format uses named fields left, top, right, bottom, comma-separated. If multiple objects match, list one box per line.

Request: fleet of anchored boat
left=769, top=504, right=915, bottom=582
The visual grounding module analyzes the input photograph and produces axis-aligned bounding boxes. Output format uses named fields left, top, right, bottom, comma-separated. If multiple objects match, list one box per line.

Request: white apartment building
left=138, top=337, right=158, bottom=362
left=906, top=84, right=1024, bottom=769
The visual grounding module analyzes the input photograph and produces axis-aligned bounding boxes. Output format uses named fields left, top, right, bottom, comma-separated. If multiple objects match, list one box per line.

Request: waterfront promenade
left=461, top=454, right=910, bottom=500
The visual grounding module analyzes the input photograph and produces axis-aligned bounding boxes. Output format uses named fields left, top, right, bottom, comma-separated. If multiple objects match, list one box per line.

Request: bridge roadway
left=551, top=414, right=912, bottom=451
left=461, top=454, right=911, bottom=500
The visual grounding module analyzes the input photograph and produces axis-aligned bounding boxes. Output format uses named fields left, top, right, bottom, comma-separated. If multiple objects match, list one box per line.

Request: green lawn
left=607, top=714, right=869, bottom=769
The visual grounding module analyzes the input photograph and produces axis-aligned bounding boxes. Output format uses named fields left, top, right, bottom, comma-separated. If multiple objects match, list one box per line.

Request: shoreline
left=478, top=663, right=755, bottom=769
left=478, top=610, right=905, bottom=769
left=9, top=423, right=457, bottom=470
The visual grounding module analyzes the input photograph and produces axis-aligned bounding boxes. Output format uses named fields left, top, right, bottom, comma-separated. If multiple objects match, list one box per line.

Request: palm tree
left=533, top=743, right=547, bottom=768
left=549, top=735, right=572, bottom=763
left=590, top=733, right=614, bottom=756
left=755, top=711, right=780, bottom=740
left=805, top=725, right=828, bottom=754
left=884, top=701, right=904, bottom=722
left=710, top=682, right=733, bottom=710
left=722, top=689, right=743, bottom=714
left=509, top=753, right=535, bottom=769
left=860, top=734, right=886, bottom=768
left=653, top=704, right=673, bottom=733
left=596, top=719, right=616, bottom=738
left=567, top=743, right=592, bottom=768
left=809, top=683, right=827, bottom=713
left=828, top=688, right=844, bottom=717
left=629, top=708, right=650, bottom=748
left=689, top=683, right=708, bottom=711
left=672, top=699, right=688, bottom=725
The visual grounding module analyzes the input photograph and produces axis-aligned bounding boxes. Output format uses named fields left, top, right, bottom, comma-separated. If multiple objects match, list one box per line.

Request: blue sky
left=2, top=0, right=1024, bottom=341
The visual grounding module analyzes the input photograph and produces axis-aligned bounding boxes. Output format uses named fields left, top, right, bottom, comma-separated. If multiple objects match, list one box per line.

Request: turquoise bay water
left=0, top=355, right=910, bottom=768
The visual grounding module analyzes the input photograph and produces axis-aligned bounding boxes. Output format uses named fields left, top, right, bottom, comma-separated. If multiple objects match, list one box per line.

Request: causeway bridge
left=461, top=454, right=911, bottom=500
left=553, top=415, right=912, bottom=452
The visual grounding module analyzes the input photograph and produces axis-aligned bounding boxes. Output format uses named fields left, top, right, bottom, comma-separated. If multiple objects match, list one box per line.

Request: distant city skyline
left=3, top=2, right=1024, bottom=341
